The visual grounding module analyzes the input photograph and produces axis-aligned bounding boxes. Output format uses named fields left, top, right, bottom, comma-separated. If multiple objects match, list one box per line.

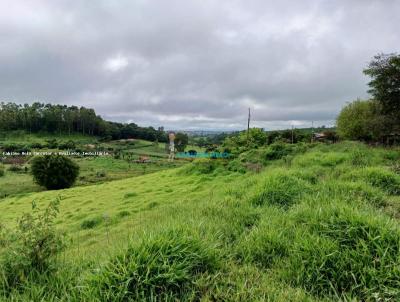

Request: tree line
left=0, top=102, right=168, bottom=142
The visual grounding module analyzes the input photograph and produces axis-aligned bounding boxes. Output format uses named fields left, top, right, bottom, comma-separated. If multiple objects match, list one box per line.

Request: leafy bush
left=383, top=150, right=400, bottom=162
left=264, top=142, right=293, bottom=160
left=31, top=154, right=79, bottom=190
left=89, top=230, right=219, bottom=301
left=392, top=162, right=400, bottom=175
left=336, top=99, right=385, bottom=141
left=58, top=140, right=76, bottom=150
left=0, top=199, right=65, bottom=293
left=29, top=142, right=44, bottom=149
left=227, top=159, right=246, bottom=173
left=1, top=144, right=30, bottom=153
left=96, top=170, right=106, bottom=178
left=250, top=173, right=308, bottom=208
left=0, top=165, right=4, bottom=177
left=182, top=159, right=223, bottom=174
left=8, top=165, right=23, bottom=172
left=45, top=138, right=58, bottom=149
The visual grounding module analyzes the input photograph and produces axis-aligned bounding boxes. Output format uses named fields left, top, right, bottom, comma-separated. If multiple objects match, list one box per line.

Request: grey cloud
left=0, top=0, right=399, bottom=130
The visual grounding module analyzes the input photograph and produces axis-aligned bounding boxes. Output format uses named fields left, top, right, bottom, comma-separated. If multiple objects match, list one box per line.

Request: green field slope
left=0, top=142, right=399, bottom=301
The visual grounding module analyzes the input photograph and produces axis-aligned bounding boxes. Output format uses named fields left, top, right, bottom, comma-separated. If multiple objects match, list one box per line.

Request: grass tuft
left=250, top=172, right=308, bottom=208
left=88, top=230, right=219, bottom=301
left=80, top=216, right=102, bottom=229
left=286, top=204, right=400, bottom=300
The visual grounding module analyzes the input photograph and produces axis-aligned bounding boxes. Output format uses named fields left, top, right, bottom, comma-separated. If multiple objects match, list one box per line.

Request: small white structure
left=168, top=132, right=176, bottom=162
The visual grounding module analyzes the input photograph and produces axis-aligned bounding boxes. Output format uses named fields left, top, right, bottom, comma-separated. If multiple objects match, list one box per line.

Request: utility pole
left=291, top=125, right=294, bottom=144
left=247, top=107, right=251, bottom=144
left=311, top=121, right=314, bottom=143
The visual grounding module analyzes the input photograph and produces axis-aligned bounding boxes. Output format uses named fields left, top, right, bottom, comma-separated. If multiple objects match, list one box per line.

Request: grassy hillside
left=0, top=134, right=192, bottom=198
left=0, top=142, right=399, bottom=301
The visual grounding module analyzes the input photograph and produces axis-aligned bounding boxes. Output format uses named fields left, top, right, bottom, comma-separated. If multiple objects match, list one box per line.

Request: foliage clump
left=89, top=230, right=219, bottom=301
left=336, top=99, right=386, bottom=141
left=31, top=154, right=79, bottom=189
left=264, top=142, right=294, bottom=160
left=0, top=198, right=65, bottom=293
left=58, top=140, right=76, bottom=150
left=0, top=164, right=4, bottom=177
left=8, top=165, right=24, bottom=172
left=182, top=158, right=223, bottom=175
left=227, top=159, right=247, bottom=173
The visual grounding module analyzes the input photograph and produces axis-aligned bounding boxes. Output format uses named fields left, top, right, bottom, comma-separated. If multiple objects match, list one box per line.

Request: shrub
left=31, top=154, right=79, bottom=190
left=8, top=165, right=23, bottom=172
left=182, top=159, right=222, bottom=174
left=2, top=144, right=30, bottom=153
left=227, top=159, right=246, bottom=173
left=383, top=150, right=400, bottom=162
left=336, top=99, right=385, bottom=141
left=96, top=170, right=106, bottom=178
left=58, top=140, right=76, bottom=150
left=29, top=142, right=44, bottom=149
left=45, top=138, right=58, bottom=149
left=0, top=165, right=4, bottom=177
left=264, top=142, right=293, bottom=161
left=89, top=230, right=219, bottom=301
left=250, top=173, right=308, bottom=208
left=0, top=199, right=66, bottom=293
left=392, top=162, right=400, bottom=175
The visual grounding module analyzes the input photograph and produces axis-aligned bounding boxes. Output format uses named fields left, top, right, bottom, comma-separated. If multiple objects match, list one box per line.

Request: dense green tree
left=336, top=99, right=387, bottom=141
left=31, top=155, right=80, bottom=190
left=364, top=53, right=400, bottom=120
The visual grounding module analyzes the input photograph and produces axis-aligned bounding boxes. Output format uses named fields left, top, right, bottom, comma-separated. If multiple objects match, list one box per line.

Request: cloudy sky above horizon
left=1, top=1, right=399, bottom=130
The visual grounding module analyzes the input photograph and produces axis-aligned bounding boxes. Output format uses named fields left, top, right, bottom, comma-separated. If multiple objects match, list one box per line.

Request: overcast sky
left=1, top=1, right=399, bottom=130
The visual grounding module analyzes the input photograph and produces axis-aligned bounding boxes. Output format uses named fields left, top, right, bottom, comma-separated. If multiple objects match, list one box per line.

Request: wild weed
left=0, top=198, right=66, bottom=293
